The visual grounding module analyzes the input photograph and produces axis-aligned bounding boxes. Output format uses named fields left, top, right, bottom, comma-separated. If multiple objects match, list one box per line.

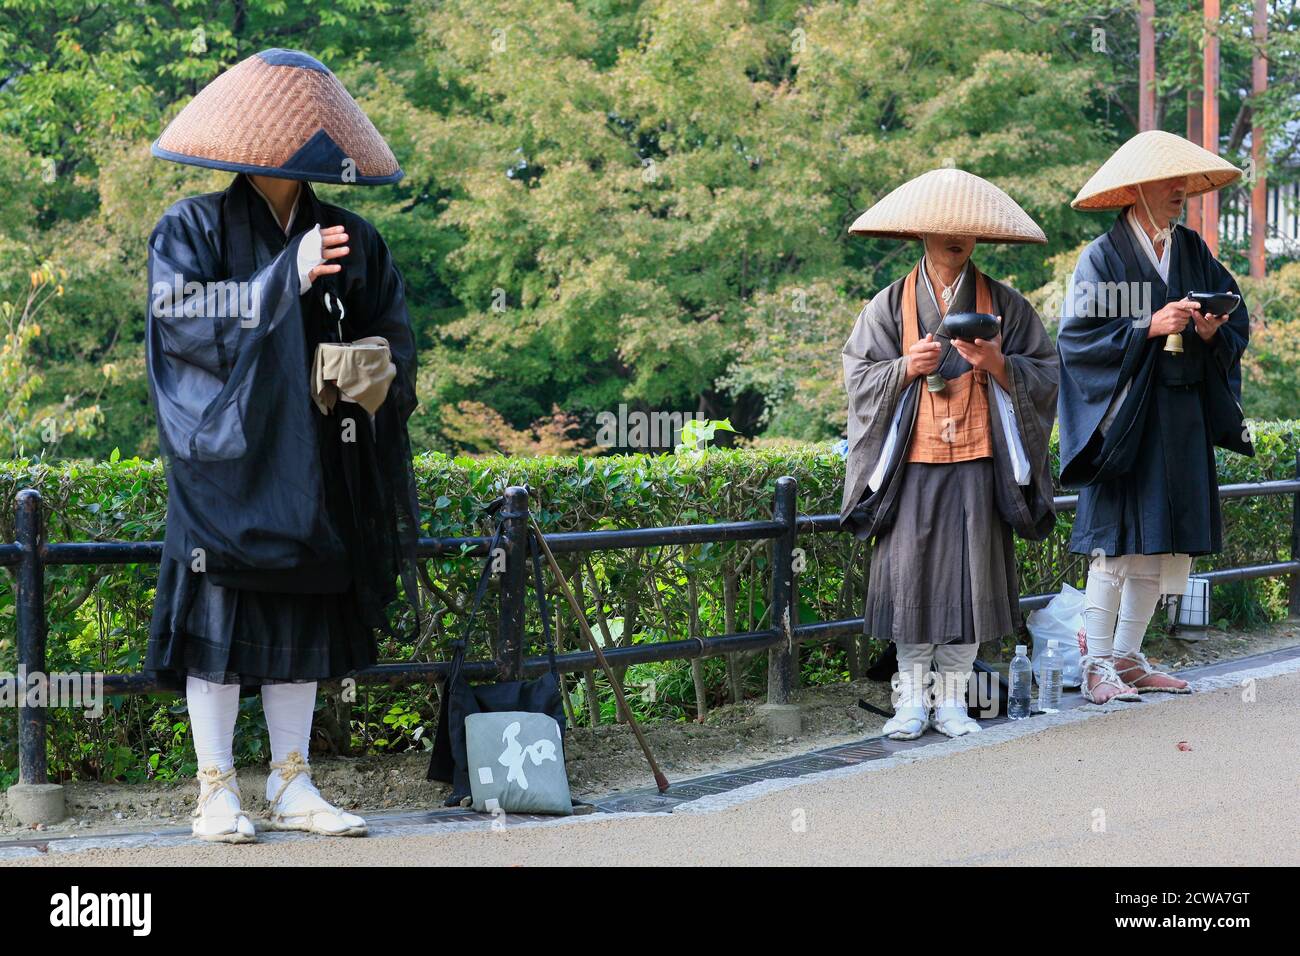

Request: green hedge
left=2, top=423, right=1298, bottom=784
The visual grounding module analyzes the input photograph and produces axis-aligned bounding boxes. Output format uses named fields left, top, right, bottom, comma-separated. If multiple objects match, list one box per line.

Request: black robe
left=1057, top=214, right=1252, bottom=558
left=144, top=174, right=420, bottom=688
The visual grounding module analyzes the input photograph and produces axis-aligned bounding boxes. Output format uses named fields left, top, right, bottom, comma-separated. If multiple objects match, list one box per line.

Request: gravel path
left=6, top=662, right=1296, bottom=866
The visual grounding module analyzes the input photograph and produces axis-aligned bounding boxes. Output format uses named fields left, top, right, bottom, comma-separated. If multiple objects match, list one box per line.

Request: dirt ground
left=3, top=619, right=1297, bottom=839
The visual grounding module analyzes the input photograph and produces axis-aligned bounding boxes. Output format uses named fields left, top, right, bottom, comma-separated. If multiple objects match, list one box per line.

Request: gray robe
left=839, top=260, right=1059, bottom=643
left=840, top=260, right=1059, bottom=541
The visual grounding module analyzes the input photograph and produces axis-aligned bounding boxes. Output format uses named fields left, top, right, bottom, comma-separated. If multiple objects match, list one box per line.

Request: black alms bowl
left=1188, top=291, right=1241, bottom=315
left=941, top=311, right=1000, bottom=342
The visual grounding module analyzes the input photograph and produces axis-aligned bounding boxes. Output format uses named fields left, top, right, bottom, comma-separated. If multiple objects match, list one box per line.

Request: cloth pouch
left=312, top=336, right=396, bottom=415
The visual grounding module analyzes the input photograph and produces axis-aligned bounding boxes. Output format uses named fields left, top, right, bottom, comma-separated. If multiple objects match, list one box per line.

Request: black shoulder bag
left=427, top=519, right=567, bottom=805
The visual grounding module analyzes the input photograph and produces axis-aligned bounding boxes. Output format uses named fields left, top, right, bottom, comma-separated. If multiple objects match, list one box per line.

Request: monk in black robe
left=145, top=49, right=418, bottom=842
left=1059, top=131, right=1251, bottom=703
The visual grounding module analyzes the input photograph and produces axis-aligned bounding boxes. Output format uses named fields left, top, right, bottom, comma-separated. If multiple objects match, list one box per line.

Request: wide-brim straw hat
left=152, top=49, right=402, bottom=186
left=848, top=168, right=1046, bottom=244
left=1072, top=130, right=1240, bottom=211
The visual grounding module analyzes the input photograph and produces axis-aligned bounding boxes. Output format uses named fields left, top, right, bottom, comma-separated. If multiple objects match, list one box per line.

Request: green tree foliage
left=0, top=0, right=1296, bottom=458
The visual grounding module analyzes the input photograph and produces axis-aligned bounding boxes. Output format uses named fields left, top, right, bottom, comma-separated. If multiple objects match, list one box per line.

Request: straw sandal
left=265, top=751, right=368, bottom=837
left=1080, top=656, right=1141, bottom=704
left=1115, top=652, right=1191, bottom=694
left=192, top=766, right=257, bottom=844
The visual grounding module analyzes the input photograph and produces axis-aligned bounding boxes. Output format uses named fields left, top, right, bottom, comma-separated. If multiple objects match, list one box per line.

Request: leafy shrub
left=2, top=425, right=1298, bottom=780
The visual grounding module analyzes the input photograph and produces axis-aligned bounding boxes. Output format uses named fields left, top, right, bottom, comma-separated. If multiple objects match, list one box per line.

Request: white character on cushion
left=497, top=721, right=559, bottom=790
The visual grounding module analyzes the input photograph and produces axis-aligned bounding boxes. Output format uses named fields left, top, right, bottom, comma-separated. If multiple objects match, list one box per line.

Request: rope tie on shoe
left=194, top=766, right=240, bottom=817
left=1080, top=655, right=1136, bottom=702
left=267, top=749, right=366, bottom=836
left=1115, top=650, right=1158, bottom=679
left=268, top=750, right=312, bottom=807
left=1114, top=650, right=1189, bottom=693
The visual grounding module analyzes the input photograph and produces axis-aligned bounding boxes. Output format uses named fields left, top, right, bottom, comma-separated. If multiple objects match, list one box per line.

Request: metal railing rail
left=5, top=465, right=1300, bottom=786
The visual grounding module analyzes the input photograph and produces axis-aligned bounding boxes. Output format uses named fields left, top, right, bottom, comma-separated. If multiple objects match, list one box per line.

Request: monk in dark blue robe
left=1058, top=131, right=1252, bottom=704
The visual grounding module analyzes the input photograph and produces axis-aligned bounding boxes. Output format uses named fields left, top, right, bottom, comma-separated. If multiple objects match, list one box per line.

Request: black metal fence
left=5, top=468, right=1300, bottom=788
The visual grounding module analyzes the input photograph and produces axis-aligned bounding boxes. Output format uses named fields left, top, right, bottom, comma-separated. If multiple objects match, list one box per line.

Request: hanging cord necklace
left=939, top=273, right=961, bottom=310
left=1136, top=184, right=1173, bottom=250
left=927, top=258, right=963, bottom=313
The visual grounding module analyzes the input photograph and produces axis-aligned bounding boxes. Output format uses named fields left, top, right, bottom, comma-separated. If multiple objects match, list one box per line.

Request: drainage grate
left=588, top=737, right=904, bottom=814
left=787, top=755, right=854, bottom=772
left=741, top=762, right=812, bottom=779
left=592, top=794, right=683, bottom=813
left=662, top=783, right=730, bottom=800
left=696, top=772, right=768, bottom=789
left=820, top=740, right=890, bottom=762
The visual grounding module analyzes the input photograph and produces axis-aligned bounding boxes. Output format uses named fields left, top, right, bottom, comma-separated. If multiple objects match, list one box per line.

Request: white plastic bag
left=1026, top=584, right=1085, bottom=688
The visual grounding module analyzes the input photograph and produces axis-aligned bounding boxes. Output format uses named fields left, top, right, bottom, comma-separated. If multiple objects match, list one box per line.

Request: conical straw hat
left=848, top=168, right=1046, bottom=244
left=1072, top=130, right=1240, bottom=211
left=153, top=49, right=402, bottom=186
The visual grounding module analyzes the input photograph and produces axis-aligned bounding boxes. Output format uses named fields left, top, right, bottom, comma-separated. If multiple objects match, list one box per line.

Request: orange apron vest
left=902, top=264, right=995, bottom=464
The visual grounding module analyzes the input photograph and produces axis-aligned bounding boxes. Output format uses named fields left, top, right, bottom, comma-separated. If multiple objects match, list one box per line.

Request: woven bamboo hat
left=848, top=168, right=1046, bottom=244
left=1072, top=130, right=1240, bottom=211
left=152, top=49, right=402, bottom=186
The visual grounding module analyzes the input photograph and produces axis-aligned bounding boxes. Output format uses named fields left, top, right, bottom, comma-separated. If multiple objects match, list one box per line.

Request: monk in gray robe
left=840, top=169, right=1059, bottom=739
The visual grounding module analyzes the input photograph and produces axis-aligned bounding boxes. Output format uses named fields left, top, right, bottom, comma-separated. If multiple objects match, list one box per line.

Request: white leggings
left=186, top=677, right=317, bottom=771
left=895, top=642, right=979, bottom=705
left=1083, top=553, right=1191, bottom=658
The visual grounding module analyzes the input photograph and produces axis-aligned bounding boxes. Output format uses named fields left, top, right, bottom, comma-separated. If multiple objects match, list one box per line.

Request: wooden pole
left=1202, top=0, right=1221, bottom=255
left=1186, top=52, right=1204, bottom=234
left=1138, top=0, right=1157, bottom=132
left=1250, top=0, right=1268, bottom=279
left=529, top=519, right=670, bottom=793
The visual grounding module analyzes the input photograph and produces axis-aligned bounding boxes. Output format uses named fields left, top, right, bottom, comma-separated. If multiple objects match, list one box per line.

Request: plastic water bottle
left=1008, top=644, right=1032, bottom=719
left=1036, top=639, right=1063, bottom=714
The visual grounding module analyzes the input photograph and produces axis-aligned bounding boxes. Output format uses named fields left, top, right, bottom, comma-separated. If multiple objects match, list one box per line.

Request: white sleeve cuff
left=992, top=381, right=1031, bottom=486
left=868, top=398, right=909, bottom=493
left=297, top=225, right=324, bottom=294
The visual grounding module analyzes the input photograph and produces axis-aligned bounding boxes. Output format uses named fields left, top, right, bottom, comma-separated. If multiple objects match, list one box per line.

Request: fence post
left=1290, top=452, right=1300, bottom=620
left=496, top=486, right=530, bottom=681
left=760, top=476, right=801, bottom=739
left=7, top=489, right=65, bottom=825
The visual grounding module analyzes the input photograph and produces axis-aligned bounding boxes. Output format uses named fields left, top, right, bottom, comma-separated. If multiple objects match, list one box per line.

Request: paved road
left=6, top=668, right=1298, bottom=866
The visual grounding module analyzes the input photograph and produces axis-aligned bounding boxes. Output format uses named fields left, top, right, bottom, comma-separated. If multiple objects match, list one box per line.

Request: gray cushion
left=465, top=711, right=572, bottom=816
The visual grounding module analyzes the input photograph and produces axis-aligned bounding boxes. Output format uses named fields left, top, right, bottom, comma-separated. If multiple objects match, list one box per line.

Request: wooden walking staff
left=528, top=518, right=671, bottom=793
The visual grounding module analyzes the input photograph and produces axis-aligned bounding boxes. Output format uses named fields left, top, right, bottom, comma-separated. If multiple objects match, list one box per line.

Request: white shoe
left=883, top=666, right=930, bottom=740
left=265, top=751, right=368, bottom=837
left=932, top=704, right=981, bottom=738
left=191, top=766, right=257, bottom=844
left=883, top=707, right=929, bottom=740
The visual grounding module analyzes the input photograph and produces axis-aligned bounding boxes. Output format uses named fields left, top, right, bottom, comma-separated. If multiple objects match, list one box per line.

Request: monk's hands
left=952, top=326, right=1010, bottom=391
left=1192, top=309, right=1230, bottom=342
left=307, top=225, right=350, bottom=285
left=1148, top=298, right=1196, bottom=340
left=906, top=333, right=942, bottom=382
